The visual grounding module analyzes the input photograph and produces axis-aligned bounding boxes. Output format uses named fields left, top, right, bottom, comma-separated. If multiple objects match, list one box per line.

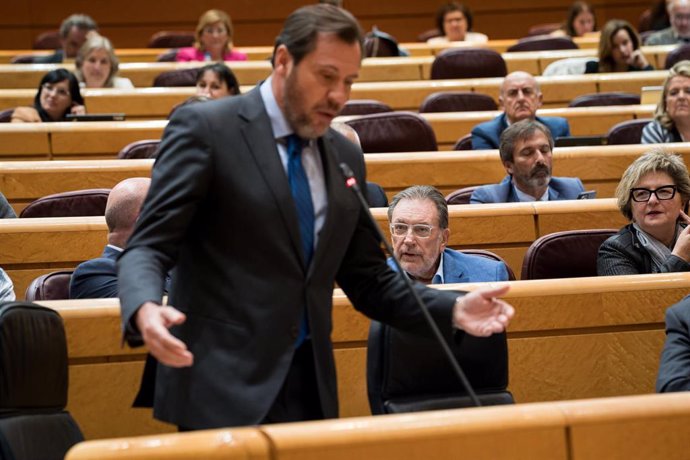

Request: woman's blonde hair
left=75, top=34, right=120, bottom=87
left=195, top=9, right=234, bottom=53
left=654, top=60, right=690, bottom=130
left=615, top=148, right=690, bottom=220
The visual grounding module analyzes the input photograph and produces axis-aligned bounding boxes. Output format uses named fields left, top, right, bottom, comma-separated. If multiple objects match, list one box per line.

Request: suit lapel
left=238, top=88, right=305, bottom=268
left=307, top=133, right=357, bottom=278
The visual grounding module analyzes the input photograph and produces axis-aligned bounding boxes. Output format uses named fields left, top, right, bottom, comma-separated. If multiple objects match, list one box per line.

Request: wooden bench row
left=42, top=272, right=690, bottom=440
left=0, top=199, right=627, bottom=298
left=0, top=145, right=681, bottom=214
left=64, top=391, right=690, bottom=459
left=0, top=105, right=659, bottom=158
left=0, top=45, right=675, bottom=89
left=0, top=36, right=603, bottom=64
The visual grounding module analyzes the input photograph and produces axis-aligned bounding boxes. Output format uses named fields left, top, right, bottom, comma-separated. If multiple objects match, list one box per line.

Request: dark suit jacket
left=470, top=175, right=585, bottom=204
left=69, top=245, right=120, bottom=299
left=471, top=113, right=571, bottom=150
left=32, top=50, right=64, bottom=64
left=657, top=297, right=690, bottom=392
left=117, top=86, right=458, bottom=429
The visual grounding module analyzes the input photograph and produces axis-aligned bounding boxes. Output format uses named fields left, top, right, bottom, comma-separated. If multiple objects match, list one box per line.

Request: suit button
left=290, top=325, right=299, bottom=339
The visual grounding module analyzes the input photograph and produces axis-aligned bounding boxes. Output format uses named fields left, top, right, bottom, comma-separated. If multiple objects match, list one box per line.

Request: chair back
left=148, top=31, right=195, bottom=48
left=417, top=28, right=442, bottom=42
left=606, top=119, right=652, bottom=145
left=419, top=91, right=497, bottom=113
left=20, top=189, right=110, bottom=218
left=367, top=249, right=514, bottom=415
left=520, top=229, right=618, bottom=280
left=431, top=48, right=507, bottom=80
left=445, top=186, right=478, bottom=204
left=507, top=36, right=578, bottom=52
left=528, top=23, right=563, bottom=36
left=345, top=112, right=438, bottom=153
left=452, top=133, right=474, bottom=150
left=569, top=92, right=641, bottom=107
left=24, top=271, right=73, bottom=301
left=10, top=55, right=36, bottom=64
left=152, top=68, right=199, bottom=87
left=340, top=100, right=393, bottom=116
left=363, top=27, right=401, bottom=57
left=0, top=301, right=83, bottom=459
left=33, top=30, right=61, bottom=50
left=156, top=49, right=179, bottom=62
left=366, top=182, right=389, bottom=207
left=0, top=109, right=13, bottom=123
left=665, top=44, right=690, bottom=69
left=117, top=139, right=161, bottom=159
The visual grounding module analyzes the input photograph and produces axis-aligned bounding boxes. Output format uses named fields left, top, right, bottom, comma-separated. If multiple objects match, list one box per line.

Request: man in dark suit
left=657, top=297, right=690, bottom=392
left=70, top=177, right=150, bottom=299
left=471, top=120, right=585, bottom=203
left=33, top=14, right=98, bottom=64
left=471, top=71, right=570, bottom=150
left=118, top=5, right=514, bottom=431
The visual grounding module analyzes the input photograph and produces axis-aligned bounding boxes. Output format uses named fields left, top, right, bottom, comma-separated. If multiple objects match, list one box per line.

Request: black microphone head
left=339, top=162, right=355, bottom=179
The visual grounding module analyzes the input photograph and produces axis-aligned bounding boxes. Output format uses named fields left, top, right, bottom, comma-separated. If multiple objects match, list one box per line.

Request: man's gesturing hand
left=135, top=301, right=194, bottom=367
left=452, top=284, right=514, bottom=337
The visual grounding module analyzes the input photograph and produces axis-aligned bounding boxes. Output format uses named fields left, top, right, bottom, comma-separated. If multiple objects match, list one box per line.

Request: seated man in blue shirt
left=471, top=120, right=585, bottom=204
left=388, top=185, right=509, bottom=284
left=471, top=71, right=570, bottom=150
left=70, top=177, right=151, bottom=299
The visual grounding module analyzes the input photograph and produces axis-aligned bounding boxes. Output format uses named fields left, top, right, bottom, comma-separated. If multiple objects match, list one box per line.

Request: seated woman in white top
left=427, top=2, right=488, bottom=44
left=75, top=34, right=134, bottom=89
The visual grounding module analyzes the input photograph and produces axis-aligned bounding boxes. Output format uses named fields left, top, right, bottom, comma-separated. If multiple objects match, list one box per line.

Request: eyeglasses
left=390, top=223, right=434, bottom=238
left=630, top=185, right=677, bottom=202
left=41, top=83, right=70, bottom=98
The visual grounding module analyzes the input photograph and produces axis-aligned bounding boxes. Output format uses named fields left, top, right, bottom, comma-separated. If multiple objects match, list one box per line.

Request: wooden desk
left=44, top=273, right=689, bottom=440
left=0, top=105, right=658, bottom=155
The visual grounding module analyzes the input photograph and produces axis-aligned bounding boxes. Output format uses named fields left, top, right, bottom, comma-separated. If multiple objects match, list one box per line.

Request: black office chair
left=0, top=301, right=84, bottom=459
left=367, top=250, right=514, bottom=415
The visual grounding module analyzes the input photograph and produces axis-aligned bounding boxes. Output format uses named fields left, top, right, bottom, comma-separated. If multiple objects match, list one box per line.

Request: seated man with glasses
left=388, top=185, right=509, bottom=285
left=598, top=148, right=690, bottom=275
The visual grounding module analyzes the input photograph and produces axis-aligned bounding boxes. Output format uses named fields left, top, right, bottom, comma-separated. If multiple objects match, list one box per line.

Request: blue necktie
left=286, top=134, right=314, bottom=347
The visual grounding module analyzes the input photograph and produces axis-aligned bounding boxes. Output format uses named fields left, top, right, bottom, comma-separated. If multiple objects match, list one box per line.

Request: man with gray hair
left=471, top=120, right=585, bottom=203
left=471, top=71, right=570, bottom=150
left=34, top=14, right=99, bottom=64
left=646, top=0, right=690, bottom=45
left=388, top=185, right=509, bottom=283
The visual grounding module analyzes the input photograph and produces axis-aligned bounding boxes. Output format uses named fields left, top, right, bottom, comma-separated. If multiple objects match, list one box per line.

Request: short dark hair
left=59, top=14, right=98, bottom=38
left=435, top=2, right=474, bottom=35
left=273, top=4, right=363, bottom=66
left=499, top=119, right=553, bottom=163
left=34, top=68, right=84, bottom=121
left=388, top=185, right=449, bottom=230
left=565, top=1, right=596, bottom=36
left=196, top=63, right=241, bottom=95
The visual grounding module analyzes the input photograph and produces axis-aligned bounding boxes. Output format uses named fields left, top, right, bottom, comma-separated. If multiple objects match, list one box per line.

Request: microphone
left=338, top=163, right=482, bottom=407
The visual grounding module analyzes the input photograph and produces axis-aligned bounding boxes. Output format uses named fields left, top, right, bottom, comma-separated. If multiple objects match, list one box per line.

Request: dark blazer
left=117, top=86, right=458, bottom=429
left=657, top=297, right=690, bottom=392
left=470, top=175, right=585, bottom=204
left=584, top=60, right=654, bottom=73
left=69, top=245, right=120, bottom=299
left=597, top=224, right=690, bottom=275
left=471, top=113, right=571, bottom=150
left=32, top=50, right=65, bottom=64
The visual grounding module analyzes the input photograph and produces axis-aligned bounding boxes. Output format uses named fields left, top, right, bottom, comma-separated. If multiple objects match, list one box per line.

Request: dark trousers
left=178, top=340, right=323, bottom=432
left=261, top=339, right=324, bottom=424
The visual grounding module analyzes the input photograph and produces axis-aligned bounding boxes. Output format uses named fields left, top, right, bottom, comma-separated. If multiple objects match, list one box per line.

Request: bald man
left=69, top=178, right=151, bottom=299
left=470, top=71, right=570, bottom=150
left=646, top=0, right=690, bottom=45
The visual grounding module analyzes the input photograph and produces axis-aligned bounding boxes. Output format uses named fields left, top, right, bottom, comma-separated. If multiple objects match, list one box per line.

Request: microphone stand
left=339, top=163, right=482, bottom=407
